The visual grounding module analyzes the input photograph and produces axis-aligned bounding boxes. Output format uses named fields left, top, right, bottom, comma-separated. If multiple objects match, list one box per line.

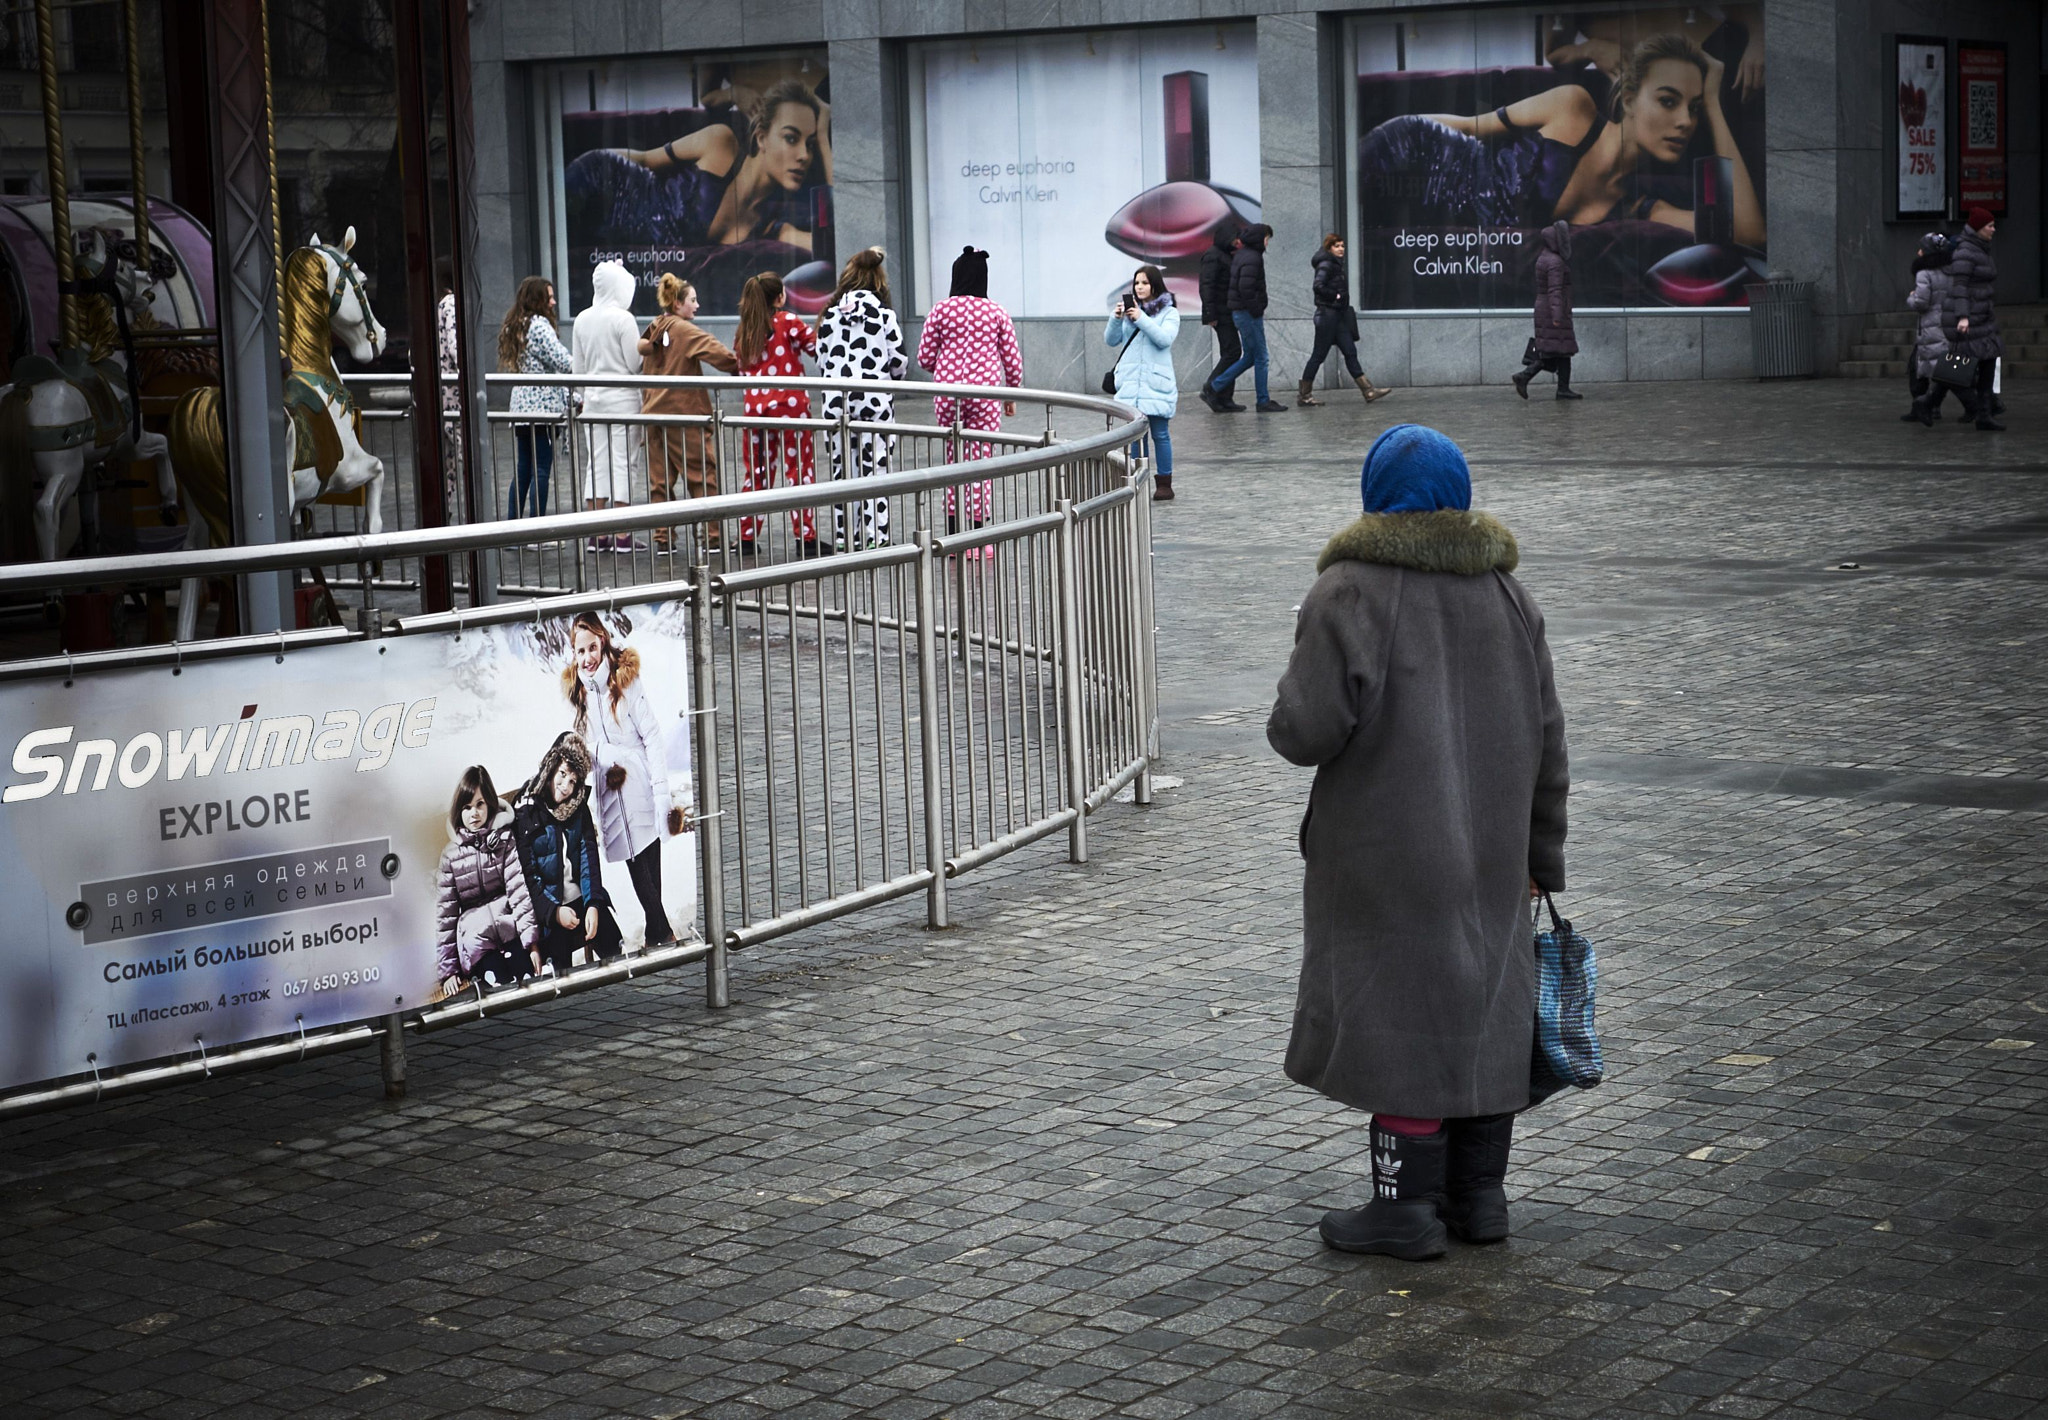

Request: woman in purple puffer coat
left=1513, top=221, right=1581, bottom=401
left=435, top=765, right=540, bottom=993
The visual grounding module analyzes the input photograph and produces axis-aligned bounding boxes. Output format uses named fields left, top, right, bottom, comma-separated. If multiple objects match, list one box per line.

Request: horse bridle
left=315, top=244, right=383, bottom=347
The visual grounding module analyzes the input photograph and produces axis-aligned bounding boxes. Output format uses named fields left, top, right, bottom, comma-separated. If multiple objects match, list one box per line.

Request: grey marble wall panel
left=746, top=0, right=826, bottom=45
left=501, top=3, right=572, bottom=60
left=569, top=2, right=626, bottom=57
left=1408, top=319, right=1480, bottom=386
left=1700, top=314, right=1753, bottom=381
left=1256, top=167, right=1324, bottom=324
left=1764, top=0, right=1837, bottom=152
left=827, top=0, right=883, bottom=39
left=1354, top=318, right=1410, bottom=389
left=1559, top=316, right=1617, bottom=384
left=1478, top=314, right=1530, bottom=386
left=1765, top=147, right=1837, bottom=298
left=1003, top=0, right=1062, bottom=28
left=829, top=39, right=889, bottom=186
left=1625, top=316, right=1703, bottom=381
left=1263, top=316, right=1315, bottom=396
left=659, top=0, right=748, bottom=48
left=881, top=0, right=966, bottom=35
left=1014, top=322, right=1089, bottom=395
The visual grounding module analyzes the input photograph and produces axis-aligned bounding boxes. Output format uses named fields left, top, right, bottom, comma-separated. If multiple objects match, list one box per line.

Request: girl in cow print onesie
left=816, top=248, right=907, bottom=550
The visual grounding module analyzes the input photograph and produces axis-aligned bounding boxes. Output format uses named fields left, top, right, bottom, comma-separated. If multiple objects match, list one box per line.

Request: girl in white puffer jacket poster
left=564, top=611, right=687, bottom=948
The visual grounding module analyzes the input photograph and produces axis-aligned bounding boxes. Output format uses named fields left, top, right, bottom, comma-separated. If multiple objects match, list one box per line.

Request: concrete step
left=1852, top=343, right=1911, bottom=361
left=1839, top=358, right=2044, bottom=379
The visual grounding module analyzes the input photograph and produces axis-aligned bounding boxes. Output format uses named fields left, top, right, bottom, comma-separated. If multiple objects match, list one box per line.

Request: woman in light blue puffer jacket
left=1104, top=264, right=1181, bottom=501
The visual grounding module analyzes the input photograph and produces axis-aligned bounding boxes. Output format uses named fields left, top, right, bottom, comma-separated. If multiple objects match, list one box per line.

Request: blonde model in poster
left=565, top=612, right=686, bottom=949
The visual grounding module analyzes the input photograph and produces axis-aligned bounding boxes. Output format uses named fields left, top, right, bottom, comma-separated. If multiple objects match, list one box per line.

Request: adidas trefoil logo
left=1374, top=1150, right=1401, bottom=1178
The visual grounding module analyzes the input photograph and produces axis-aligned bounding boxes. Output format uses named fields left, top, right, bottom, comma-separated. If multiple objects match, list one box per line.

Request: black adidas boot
left=1441, top=1113, right=1514, bottom=1243
left=1319, top=1122, right=1448, bottom=1260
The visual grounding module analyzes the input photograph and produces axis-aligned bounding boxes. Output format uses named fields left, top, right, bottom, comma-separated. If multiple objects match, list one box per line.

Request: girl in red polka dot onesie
left=916, top=248, right=1023, bottom=532
left=736, top=271, right=821, bottom=552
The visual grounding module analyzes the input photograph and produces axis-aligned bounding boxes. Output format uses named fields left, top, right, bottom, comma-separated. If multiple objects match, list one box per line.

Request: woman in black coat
left=1296, top=234, right=1390, bottom=407
left=1269, top=424, right=1569, bottom=1261
left=1942, top=209, right=2005, bottom=431
left=1513, top=221, right=1581, bottom=400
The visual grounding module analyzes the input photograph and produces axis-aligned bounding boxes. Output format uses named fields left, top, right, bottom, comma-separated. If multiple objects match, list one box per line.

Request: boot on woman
left=1354, top=373, right=1391, bottom=402
left=1319, top=1121, right=1448, bottom=1260
left=1297, top=378, right=1324, bottom=407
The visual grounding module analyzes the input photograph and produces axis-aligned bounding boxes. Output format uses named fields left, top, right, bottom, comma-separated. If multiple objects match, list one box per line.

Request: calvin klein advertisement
left=912, top=24, right=1261, bottom=315
left=0, top=605, right=696, bottom=1097
left=1350, top=5, right=1768, bottom=310
left=547, top=49, right=835, bottom=317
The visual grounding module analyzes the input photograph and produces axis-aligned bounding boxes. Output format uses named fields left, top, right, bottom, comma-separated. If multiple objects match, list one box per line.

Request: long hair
left=735, top=271, right=785, bottom=367
left=746, top=78, right=822, bottom=162
left=826, top=246, right=891, bottom=312
left=655, top=272, right=693, bottom=314
left=1608, top=34, right=1710, bottom=125
left=1129, top=265, right=1170, bottom=307
left=497, top=276, right=554, bottom=371
left=563, top=611, right=626, bottom=737
left=448, top=764, right=501, bottom=834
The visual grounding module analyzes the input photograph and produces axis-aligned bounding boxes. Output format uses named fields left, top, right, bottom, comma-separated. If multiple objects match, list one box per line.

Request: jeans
left=1210, top=311, right=1269, bottom=403
left=1302, top=310, right=1363, bottom=381
left=1146, top=414, right=1172, bottom=477
left=511, top=424, right=554, bottom=519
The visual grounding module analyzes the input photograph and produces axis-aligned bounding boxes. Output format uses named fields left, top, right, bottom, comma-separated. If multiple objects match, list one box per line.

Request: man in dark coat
left=1198, top=229, right=1244, bottom=411
left=1942, top=208, right=2005, bottom=431
left=1268, top=423, right=1570, bottom=1261
left=1513, top=220, right=1580, bottom=400
left=1202, top=224, right=1285, bottom=413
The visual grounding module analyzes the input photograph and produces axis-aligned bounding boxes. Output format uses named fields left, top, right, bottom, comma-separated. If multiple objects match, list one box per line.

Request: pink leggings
left=1374, top=1114, right=1443, bottom=1136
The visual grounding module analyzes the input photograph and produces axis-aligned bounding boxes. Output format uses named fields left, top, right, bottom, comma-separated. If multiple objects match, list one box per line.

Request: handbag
left=1530, top=893, right=1603, bottom=1101
left=1101, top=318, right=1136, bottom=395
left=1932, top=352, right=1978, bottom=389
left=1342, top=306, right=1359, bottom=341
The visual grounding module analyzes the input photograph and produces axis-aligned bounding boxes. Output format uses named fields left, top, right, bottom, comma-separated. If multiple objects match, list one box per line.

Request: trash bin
left=1747, top=279, right=1815, bottom=379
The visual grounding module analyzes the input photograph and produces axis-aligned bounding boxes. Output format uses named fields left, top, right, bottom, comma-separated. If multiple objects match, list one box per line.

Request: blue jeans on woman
left=1146, top=414, right=1172, bottom=478
left=1209, top=311, right=1270, bottom=404
left=511, top=425, right=553, bottom=519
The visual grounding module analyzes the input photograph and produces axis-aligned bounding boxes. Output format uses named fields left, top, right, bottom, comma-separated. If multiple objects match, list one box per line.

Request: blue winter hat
left=1359, top=424, right=1472, bottom=514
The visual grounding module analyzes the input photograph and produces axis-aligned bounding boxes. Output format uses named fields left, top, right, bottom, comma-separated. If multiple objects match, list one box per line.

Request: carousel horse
left=0, top=226, right=180, bottom=570
left=169, top=227, right=387, bottom=638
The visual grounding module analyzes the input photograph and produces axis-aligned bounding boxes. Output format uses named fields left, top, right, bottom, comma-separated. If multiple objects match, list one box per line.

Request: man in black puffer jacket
left=1199, top=228, right=1243, bottom=411
left=1205, top=224, right=1285, bottom=413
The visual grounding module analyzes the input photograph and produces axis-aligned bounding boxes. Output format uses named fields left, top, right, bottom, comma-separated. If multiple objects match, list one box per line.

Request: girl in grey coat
left=1903, top=233, right=1956, bottom=426
left=1269, top=424, right=1569, bottom=1261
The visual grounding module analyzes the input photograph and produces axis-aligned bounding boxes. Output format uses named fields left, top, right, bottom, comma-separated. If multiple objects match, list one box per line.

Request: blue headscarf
left=1359, top=424, right=1472, bottom=514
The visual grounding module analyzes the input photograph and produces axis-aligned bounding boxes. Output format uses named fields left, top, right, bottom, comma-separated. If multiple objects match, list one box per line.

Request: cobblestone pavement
left=4, top=380, right=2045, bottom=1420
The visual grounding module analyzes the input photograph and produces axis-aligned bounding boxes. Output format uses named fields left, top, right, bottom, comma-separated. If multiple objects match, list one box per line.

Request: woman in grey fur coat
left=1268, top=423, right=1570, bottom=1261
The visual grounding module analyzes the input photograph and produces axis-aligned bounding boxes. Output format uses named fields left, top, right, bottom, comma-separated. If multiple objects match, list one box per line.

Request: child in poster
left=514, top=732, right=625, bottom=972
left=564, top=613, right=687, bottom=949
left=435, top=766, right=541, bottom=994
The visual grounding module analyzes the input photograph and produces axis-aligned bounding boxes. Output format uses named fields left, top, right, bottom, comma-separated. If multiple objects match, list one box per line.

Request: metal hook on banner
left=276, top=627, right=287, bottom=664
left=63, top=650, right=74, bottom=687
left=87, top=1053, right=101, bottom=1103
left=194, top=1035, right=211, bottom=1078
left=294, top=1014, right=308, bottom=1061
left=172, top=638, right=185, bottom=677
left=454, top=606, right=467, bottom=640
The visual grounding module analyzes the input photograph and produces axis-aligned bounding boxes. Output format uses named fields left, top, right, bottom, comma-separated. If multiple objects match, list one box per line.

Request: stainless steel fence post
left=1056, top=495, right=1088, bottom=864
left=691, top=571, right=728, bottom=1007
left=379, top=1012, right=406, bottom=1099
left=470, top=387, right=500, bottom=606
left=1131, top=457, right=1157, bottom=806
left=913, top=528, right=950, bottom=927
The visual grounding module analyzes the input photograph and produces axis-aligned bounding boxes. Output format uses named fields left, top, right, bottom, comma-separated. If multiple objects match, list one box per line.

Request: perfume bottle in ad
left=1104, top=70, right=1260, bottom=294
left=1645, top=153, right=1765, bottom=305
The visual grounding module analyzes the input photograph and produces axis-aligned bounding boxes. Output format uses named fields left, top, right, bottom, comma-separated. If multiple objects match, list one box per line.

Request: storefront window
left=1345, top=4, right=1769, bottom=312
left=907, top=24, right=1259, bottom=317
left=531, top=48, right=834, bottom=318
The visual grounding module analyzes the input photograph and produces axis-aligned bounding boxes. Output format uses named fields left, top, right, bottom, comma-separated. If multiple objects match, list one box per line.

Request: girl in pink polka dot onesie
left=736, top=271, right=821, bottom=551
left=916, top=247, right=1023, bottom=532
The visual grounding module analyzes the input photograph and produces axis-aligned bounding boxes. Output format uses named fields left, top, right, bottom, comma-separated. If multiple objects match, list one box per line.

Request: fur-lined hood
left=560, top=644, right=641, bottom=701
left=449, top=803, right=516, bottom=848
left=1318, top=510, right=1519, bottom=576
left=524, top=733, right=593, bottom=823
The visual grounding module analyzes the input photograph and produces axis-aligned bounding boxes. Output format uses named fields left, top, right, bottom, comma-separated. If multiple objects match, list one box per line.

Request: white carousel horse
left=0, top=227, right=179, bottom=567
left=169, top=226, right=387, bottom=639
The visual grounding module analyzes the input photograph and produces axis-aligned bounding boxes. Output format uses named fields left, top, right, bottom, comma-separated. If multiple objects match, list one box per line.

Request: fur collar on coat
left=1317, top=509, right=1520, bottom=576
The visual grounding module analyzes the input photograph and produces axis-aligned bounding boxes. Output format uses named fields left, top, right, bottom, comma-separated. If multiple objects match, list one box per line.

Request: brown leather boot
left=1355, top=373, right=1390, bottom=402
left=1296, top=378, right=1323, bottom=407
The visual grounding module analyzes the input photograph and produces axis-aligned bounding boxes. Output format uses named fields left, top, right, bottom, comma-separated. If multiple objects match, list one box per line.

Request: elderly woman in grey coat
left=1943, top=208, right=2005, bottom=432
left=1268, top=424, right=1569, bottom=1261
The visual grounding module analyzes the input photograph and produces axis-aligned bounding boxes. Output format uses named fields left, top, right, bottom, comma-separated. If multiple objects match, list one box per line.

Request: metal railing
left=0, top=374, right=1158, bottom=1114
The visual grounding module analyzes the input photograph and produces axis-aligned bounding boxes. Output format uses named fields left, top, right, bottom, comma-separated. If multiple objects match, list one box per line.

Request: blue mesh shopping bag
left=1530, top=893, right=1603, bottom=1100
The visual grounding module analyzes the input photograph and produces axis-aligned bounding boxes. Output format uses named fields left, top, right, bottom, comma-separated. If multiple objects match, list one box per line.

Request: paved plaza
left=3, top=378, right=2045, bottom=1420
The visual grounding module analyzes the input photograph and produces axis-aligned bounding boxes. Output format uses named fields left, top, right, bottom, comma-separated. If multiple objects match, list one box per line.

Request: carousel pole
left=206, top=0, right=293, bottom=633
left=33, top=0, right=76, bottom=351
left=392, top=0, right=453, bottom=613
left=438, top=0, right=493, bottom=606
left=122, top=0, right=150, bottom=264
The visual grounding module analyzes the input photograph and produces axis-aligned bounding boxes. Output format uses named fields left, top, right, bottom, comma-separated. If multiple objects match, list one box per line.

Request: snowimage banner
left=0, top=603, right=696, bottom=1095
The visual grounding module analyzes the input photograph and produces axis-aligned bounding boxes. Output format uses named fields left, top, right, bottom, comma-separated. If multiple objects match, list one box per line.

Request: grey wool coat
left=1268, top=510, right=1570, bottom=1118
